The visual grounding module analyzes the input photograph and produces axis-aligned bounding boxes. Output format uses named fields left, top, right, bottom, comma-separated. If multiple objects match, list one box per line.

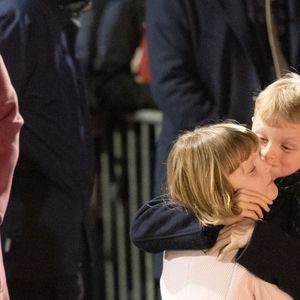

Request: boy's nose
left=261, top=144, right=277, bottom=162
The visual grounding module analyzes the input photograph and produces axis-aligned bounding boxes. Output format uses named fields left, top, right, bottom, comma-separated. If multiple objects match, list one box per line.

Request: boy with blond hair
left=131, top=72, right=300, bottom=299
left=253, top=72, right=300, bottom=179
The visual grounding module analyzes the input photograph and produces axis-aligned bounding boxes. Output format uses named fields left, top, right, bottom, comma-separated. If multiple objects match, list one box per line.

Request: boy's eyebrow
left=279, top=136, right=300, bottom=141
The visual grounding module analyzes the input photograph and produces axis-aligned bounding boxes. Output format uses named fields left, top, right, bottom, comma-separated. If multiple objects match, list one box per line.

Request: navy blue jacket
left=0, top=0, right=94, bottom=278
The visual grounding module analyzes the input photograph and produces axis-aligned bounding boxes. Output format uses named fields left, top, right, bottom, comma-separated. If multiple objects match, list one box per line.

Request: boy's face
left=252, top=114, right=300, bottom=179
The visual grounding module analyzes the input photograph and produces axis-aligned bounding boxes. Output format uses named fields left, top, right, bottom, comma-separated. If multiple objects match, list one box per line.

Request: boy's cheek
left=272, top=164, right=300, bottom=179
left=271, top=169, right=282, bottom=180
left=270, top=164, right=289, bottom=179
left=285, top=158, right=300, bottom=175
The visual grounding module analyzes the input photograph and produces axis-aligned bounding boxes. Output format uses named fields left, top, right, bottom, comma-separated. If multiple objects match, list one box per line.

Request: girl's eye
left=249, top=166, right=256, bottom=174
left=258, top=137, right=268, bottom=144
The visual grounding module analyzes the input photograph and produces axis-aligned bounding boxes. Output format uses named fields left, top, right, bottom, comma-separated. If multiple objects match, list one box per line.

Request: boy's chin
left=271, top=170, right=287, bottom=180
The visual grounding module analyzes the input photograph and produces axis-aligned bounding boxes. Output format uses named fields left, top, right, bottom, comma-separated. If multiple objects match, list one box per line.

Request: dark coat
left=92, top=0, right=155, bottom=113
left=0, top=0, right=94, bottom=280
left=147, top=0, right=300, bottom=194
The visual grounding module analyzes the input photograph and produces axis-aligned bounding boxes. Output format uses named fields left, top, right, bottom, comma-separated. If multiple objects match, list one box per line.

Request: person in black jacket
left=0, top=0, right=95, bottom=299
left=91, top=0, right=156, bottom=114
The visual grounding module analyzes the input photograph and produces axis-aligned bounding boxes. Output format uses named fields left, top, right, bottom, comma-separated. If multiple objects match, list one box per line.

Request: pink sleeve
left=0, top=55, right=23, bottom=223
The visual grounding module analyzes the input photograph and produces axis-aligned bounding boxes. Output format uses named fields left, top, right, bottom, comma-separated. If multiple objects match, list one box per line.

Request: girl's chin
left=270, top=186, right=279, bottom=200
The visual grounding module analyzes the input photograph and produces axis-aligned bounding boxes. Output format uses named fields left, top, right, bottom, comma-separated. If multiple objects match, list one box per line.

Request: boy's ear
left=251, top=116, right=254, bottom=122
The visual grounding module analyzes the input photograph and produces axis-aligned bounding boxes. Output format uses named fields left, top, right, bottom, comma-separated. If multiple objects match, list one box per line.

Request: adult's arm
left=0, top=1, right=28, bottom=93
left=0, top=56, right=23, bottom=222
left=94, top=0, right=155, bottom=112
left=131, top=188, right=271, bottom=253
left=146, top=0, right=217, bottom=130
left=130, top=197, right=220, bottom=253
left=0, top=1, right=66, bottom=185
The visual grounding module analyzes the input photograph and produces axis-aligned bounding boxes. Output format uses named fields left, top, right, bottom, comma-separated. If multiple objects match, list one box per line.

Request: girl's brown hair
left=167, top=123, right=258, bottom=225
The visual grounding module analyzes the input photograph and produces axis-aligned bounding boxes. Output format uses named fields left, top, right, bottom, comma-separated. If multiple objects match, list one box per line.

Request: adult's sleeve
left=94, top=0, right=155, bottom=112
left=0, top=56, right=23, bottom=223
left=130, top=197, right=220, bottom=253
left=146, top=0, right=216, bottom=130
left=0, top=1, right=29, bottom=93
left=237, top=221, right=300, bottom=299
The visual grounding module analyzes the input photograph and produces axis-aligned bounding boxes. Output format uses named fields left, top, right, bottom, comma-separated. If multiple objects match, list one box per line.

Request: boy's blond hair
left=167, top=123, right=258, bottom=226
left=254, top=72, right=300, bottom=125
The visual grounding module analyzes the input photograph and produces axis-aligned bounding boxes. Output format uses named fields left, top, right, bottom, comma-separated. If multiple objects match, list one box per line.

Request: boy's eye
left=282, top=145, right=293, bottom=151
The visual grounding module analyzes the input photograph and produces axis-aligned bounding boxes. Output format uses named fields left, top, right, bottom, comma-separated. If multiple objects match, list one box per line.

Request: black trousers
left=7, top=274, right=84, bottom=300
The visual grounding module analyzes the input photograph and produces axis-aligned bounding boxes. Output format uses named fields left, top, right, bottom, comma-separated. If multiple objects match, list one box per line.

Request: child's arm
left=130, top=196, right=220, bottom=252
left=0, top=55, right=23, bottom=223
left=131, top=190, right=270, bottom=253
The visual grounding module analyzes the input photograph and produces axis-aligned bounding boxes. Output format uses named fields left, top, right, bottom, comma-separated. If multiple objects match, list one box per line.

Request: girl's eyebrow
left=241, top=158, right=253, bottom=175
left=242, top=154, right=257, bottom=174
left=245, top=162, right=255, bottom=174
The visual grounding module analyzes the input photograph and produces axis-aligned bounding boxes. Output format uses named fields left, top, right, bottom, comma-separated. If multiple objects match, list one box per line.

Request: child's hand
left=235, top=188, right=273, bottom=218
left=206, top=219, right=255, bottom=260
left=217, top=188, right=273, bottom=225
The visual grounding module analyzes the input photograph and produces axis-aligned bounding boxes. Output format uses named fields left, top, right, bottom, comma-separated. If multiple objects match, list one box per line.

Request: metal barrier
left=97, top=109, right=162, bottom=300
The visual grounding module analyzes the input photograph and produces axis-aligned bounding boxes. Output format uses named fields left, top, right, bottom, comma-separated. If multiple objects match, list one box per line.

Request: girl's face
left=228, top=149, right=278, bottom=201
